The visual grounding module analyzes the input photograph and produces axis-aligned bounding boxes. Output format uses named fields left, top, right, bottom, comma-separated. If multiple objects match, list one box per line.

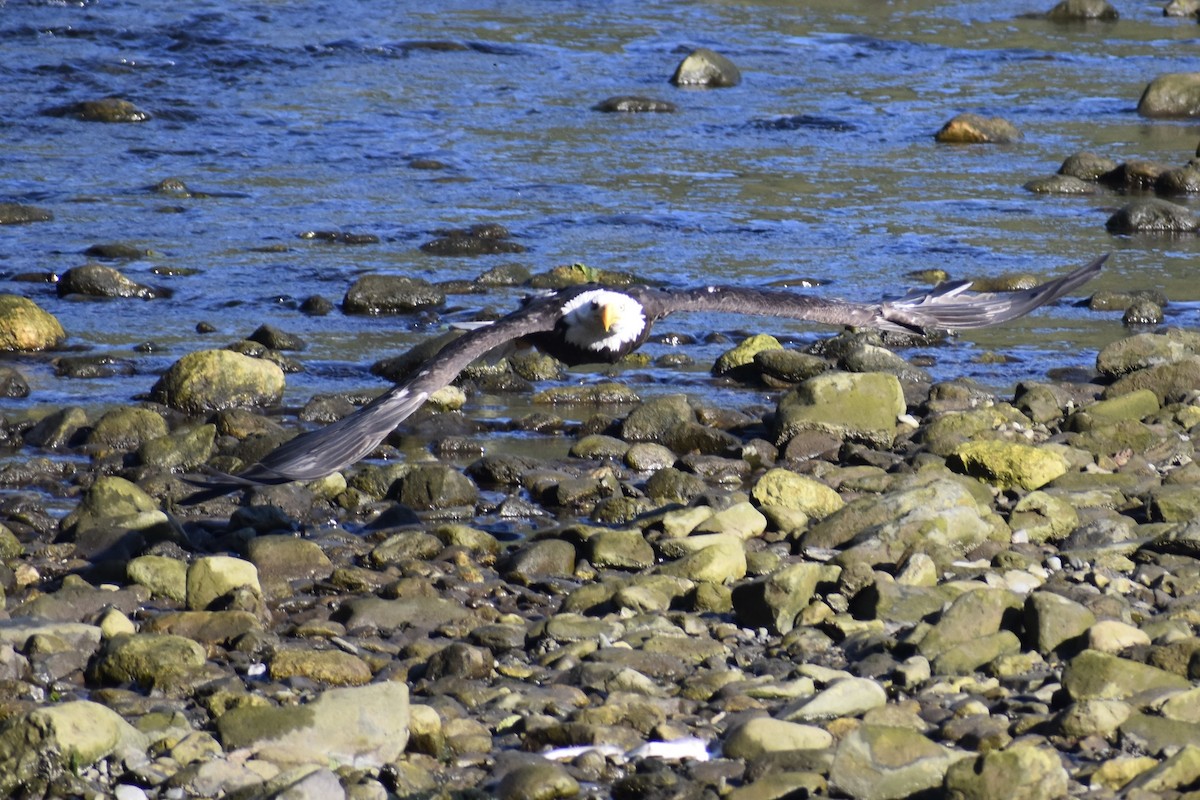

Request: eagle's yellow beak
left=600, top=303, right=618, bottom=332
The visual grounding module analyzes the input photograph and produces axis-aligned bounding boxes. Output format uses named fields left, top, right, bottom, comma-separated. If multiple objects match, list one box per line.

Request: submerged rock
left=670, top=47, right=742, bottom=87
left=934, top=113, right=1022, bottom=144
left=342, top=274, right=445, bottom=314
left=58, top=263, right=162, bottom=299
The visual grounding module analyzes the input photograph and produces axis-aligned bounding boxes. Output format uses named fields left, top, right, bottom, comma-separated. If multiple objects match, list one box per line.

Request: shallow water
left=2, top=0, right=1199, bottom=423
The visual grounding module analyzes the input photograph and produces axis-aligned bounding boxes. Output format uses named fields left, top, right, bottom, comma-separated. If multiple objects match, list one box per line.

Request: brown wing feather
left=627, top=255, right=1104, bottom=335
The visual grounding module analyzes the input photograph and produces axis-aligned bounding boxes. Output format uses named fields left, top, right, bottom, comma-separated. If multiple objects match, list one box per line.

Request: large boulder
left=151, top=349, right=285, bottom=414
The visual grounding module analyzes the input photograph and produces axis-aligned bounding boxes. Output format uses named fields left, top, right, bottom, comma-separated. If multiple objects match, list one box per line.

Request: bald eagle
left=182, top=254, right=1105, bottom=502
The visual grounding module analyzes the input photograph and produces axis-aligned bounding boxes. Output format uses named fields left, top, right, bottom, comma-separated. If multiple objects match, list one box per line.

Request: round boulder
left=0, top=295, right=65, bottom=351
left=58, top=263, right=161, bottom=299
left=670, top=47, right=742, bottom=87
left=151, top=349, right=285, bottom=414
left=1137, top=72, right=1200, bottom=118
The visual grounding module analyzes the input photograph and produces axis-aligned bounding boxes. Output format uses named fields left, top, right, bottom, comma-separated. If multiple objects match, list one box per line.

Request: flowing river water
left=3, top=0, right=1200, bottom=431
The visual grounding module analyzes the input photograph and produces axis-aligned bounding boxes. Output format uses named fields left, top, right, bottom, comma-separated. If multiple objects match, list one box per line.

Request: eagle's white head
left=560, top=289, right=646, bottom=354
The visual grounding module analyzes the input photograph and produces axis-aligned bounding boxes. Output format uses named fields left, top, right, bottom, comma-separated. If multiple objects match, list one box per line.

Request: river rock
left=152, top=349, right=285, bottom=413
left=45, top=97, right=150, bottom=122
left=947, top=440, right=1068, bottom=490
left=621, top=395, right=694, bottom=441
left=216, top=681, right=409, bottom=768
left=1138, top=72, right=1200, bottom=117
left=87, top=406, right=169, bottom=450
left=713, top=334, right=782, bottom=377
left=0, top=365, right=28, bottom=397
left=187, top=555, right=261, bottom=611
left=503, top=539, right=577, bottom=584
left=1023, top=174, right=1097, bottom=194
left=388, top=464, right=479, bottom=510
left=244, top=535, right=333, bottom=596
left=60, top=475, right=162, bottom=537
left=782, top=677, right=887, bottom=721
left=0, top=203, right=52, bottom=224
left=1046, top=0, right=1118, bottom=19
left=1095, top=331, right=1200, bottom=377
left=588, top=528, right=655, bottom=570
left=0, top=700, right=150, bottom=797
left=1106, top=198, right=1200, bottom=233
left=1063, top=649, right=1191, bottom=701
left=23, top=406, right=87, bottom=449
left=723, top=717, right=833, bottom=759
left=829, top=724, right=960, bottom=800
left=917, top=588, right=1022, bottom=662
left=57, top=263, right=160, bottom=299
left=1025, top=591, right=1096, bottom=655
left=752, top=468, right=843, bottom=519
left=670, top=47, right=741, bottom=87
left=657, top=533, right=747, bottom=584
left=91, top=632, right=208, bottom=690
left=342, top=274, right=445, bottom=313
left=934, top=113, right=1021, bottom=144
left=732, top=562, right=828, bottom=635
left=774, top=371, right=904, bottom=448
left=1059, top=151, right=1119, bottom=181
left=127, top=555, right=188, bottom=602
left=0, top=295, right=65, bottom=351
left=1103, top=355, right=1200, bottom=403
left=593, top=95, right=676, bottom=113
left=1009, top=491, right=1079, bottom=544
left=138, top=423, right=216, bottom=471
left=943, top=742, right=1068, bottom=800
left=269, top=648, right=372, bottom=685
left=496, top=760, right=581, bottom=800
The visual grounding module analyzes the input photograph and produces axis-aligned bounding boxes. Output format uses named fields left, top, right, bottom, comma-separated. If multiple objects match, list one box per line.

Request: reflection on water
left=1, top=0, right=1197, bottom=420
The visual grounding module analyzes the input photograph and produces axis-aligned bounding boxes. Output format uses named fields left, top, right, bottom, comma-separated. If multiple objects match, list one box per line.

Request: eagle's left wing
left=181, top=290, right=576, bottom=503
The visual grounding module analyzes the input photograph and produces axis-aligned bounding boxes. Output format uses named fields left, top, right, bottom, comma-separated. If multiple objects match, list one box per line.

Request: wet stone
left=934, top=113, right=1022, bottom=144
left=670, top=47, right=742, bottom=87
left=342, top=274, right=445, bottom=313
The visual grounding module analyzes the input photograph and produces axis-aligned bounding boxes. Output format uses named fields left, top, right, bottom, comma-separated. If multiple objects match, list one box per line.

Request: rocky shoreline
left=3, top=283, right=1200, bottom=799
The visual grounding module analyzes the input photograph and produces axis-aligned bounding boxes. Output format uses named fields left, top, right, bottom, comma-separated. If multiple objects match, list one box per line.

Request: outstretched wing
left=627, top=255, right=1105, bottom=335
left=181, top=290, right=576, bottom=503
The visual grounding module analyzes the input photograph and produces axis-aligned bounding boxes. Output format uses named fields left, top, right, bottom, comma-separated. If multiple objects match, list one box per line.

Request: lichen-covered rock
left=60, top=475, right=162, bottom=537
left=269, top=648, right=372, bottom=686
left=1025, top=591, right=1096, bottom=655
left=723, top=717, right=833, bottom=759
left=774, top=371, right=905, bottom=448
left=657, top=534, right=747, bottom=584
left=137, top=423, right=216, bottom=471
left=732, top=562, right=829, bottom=635
left=1063, top=650, right=1191, bottom=701
left=388, top=464, right=479, bottom=510
left=934, top=113, right=1022, bottom=144
left=0, top=701, right=150, bottom=797
left=713, top=334, right=782, bottom=377
left=752, top=467, right=844, bottom=519
left=187, top=556, right=261, bottom=611
left=943, top=742, right=1068, bottom=800
left=87, top=406, right=169, bottom=450
left=948, top=440, right=1069, bottom=490
left=1103, top=356, right=1200, bottom=404
left=216, top=681, right=409, bottom=768
left=127, top=555, right=188, bottom=603
left=152, top=349, right=285, bottom=413
left=0, top=295, right=65, bottom=351
left=829, top=724, right=960, bottom=800
left=670, top=47, right=741, bottom=87
left=91, top=632, right=208, bottom=690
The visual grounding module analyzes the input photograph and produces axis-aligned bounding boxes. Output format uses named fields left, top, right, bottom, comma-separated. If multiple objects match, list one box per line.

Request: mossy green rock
left=388, top=464, right=479, bottom=510
left=918, top=588, right=1023, bottom=662
left=948, top=440, right=1068, bottom=491
left=943, top=742, right=1068, bottom=800
left=152, top=349, right=285, bottom=414
left=216, top=681, right=409, bottom=768
left=920, top=405, right=1029, bottom=457
left=0, top=295, right=65, bottom=351
left=1067, top=389, right=1159, bottom=430
left=932, top=630, right=1021, bottom=676
left=1063, top=650, right=1191, bottom=701
left=269, top=648, right=372, bottom=686
left=1025, top=591, right=1096, bottom=655
left=621, top=394, right=694, bottom=442
left=60, top=475, right=162, bottom=536
left=137, top=423, right=216, bottom=470
left=1009, top=491, right=1079, bottom=544
left=657, top=534, right=747, bottom=584
left=803, top=477, right=999, bottom=561
left=774, top=372, right=904, bottom=448
left=127, top=555, right=188, bottom=603
left=723, top=717, right=833, bottom=759
left=588, top=528, right=655, bottom=570
left=92, top=632, right=207, bottom=689
left=87, top=406, right=169, bottom=450
left=1103, top=356, right=1200, bottom=404
left=713, top=333, right=782, bottom=376
left=0, top=701, right=150, bottom=797
left=752, top=468, right=844, bottom=519
left=187, top=556, right=261, bottom=611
